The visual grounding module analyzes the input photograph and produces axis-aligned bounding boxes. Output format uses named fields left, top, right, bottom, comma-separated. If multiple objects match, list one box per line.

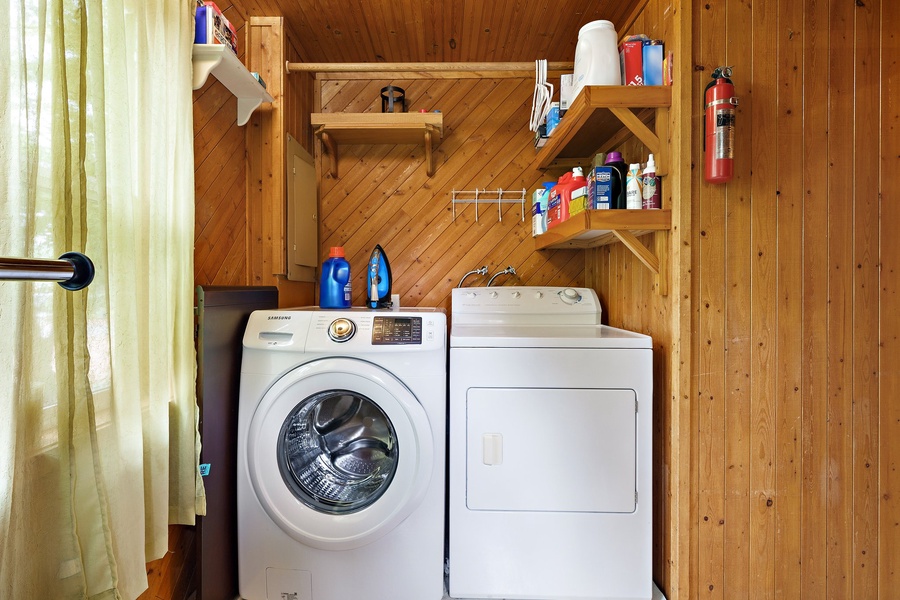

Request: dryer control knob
left=328, top=318, right=356, bottom=342
left=559, top=288, right=583, bottom=304
left=490, top=291, right=499, bottom=299
left=465, top=292, right=477, bottom=299
left=511, top=291, right=521, bottom=298
left=534, top=291, right=543, bottom=299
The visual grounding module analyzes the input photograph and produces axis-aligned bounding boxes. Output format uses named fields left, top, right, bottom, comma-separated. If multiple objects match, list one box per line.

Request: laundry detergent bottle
left=604, top=151, right=629, bottom=209
left=320, top=246, right=352, bottom=309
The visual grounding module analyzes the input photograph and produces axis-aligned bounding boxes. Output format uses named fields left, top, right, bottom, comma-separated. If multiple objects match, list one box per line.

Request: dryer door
left=246, top=357, right=433, bottom=550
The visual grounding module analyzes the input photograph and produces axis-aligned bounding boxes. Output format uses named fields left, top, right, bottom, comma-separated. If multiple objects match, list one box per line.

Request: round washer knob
left=465, top=292, right=477, bottom=299
left=534, top=291, right=543, bottom=299
left=490, top=291, right=499, bottom=299
left=559, top=288, right=583, bottom=304
left=511, top=291, right=521, bottom=298
left=328, top=318, right=356, bottom=342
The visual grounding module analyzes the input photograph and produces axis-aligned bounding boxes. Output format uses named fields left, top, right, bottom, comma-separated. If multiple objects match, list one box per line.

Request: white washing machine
left=238, top=308, right=446, bottom=600
left=449, top=287, right=653, bottom=600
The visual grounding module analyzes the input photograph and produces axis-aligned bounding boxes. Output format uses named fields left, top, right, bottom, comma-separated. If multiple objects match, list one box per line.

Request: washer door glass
left=246, top=357, right=434, bottom=550
left=278, top=389, right=397, bottom=514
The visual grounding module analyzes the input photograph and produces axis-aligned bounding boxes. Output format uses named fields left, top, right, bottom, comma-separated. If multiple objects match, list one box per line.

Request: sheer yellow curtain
left=0, top=1, right=204, bottom=598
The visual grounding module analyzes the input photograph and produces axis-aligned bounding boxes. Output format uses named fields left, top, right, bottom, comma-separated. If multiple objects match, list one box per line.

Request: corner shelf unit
left=532, top=86, right=672, bottom=295
left=192, top=44, right=274, bottom=126
left=311, top=112, right=444, bottom=178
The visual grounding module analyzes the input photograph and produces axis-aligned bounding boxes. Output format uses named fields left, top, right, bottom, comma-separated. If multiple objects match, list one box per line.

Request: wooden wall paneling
left=694, top=0, right=727, bottom=596
left=192, top=84, right=236, bottom=155
left=668, top=0, right=698, bottom=600
left=194, top=133, right=246, bottom=232
left=800, top=0, right=829, bottom=594
left=319, top=79, right=536, bottom=307
left=194, top=109, right=248, bottom=286
left=852, top=0, right=881, bottom=596
left=195, top=164, right=247, bottom=284
left=284, top=23, right=315, bottom=153
left=716, top=0, right=753, bottom=594
left=316, top=74, right=586, bottom=315
left=880, top=1, right=900, bottom=595
left=194, top=124, right=245, bottom=210
left=318, top=79, right=448, bottom=241
left=826, top=0, right=855, bottom=596
left=245, top=16, right=316, bottom=306
left=390, top=82, right=539, bottom=306
left=773, top=0, right=804, bottom=596
left=398, top=91, right=541, bottom=298
left=246, top=17, right=283, bottom=286
left=749, top=0, right=779, bottom=592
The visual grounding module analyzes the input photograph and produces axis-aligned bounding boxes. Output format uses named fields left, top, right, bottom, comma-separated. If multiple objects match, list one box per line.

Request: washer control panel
left=372, top=316, right=422, bottom=345
left=242, top=309, right=445, bottom=352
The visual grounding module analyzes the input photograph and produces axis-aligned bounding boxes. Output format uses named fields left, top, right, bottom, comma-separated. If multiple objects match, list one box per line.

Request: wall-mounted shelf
left=532, top=86, right=672, bottom=294
left=532, top=86, right=671, bottom=175
left=192, top=44, right=274, bottom=126
left=536, top=209, right=671, bottom=295
left=311, top=112, right=443, bottom=178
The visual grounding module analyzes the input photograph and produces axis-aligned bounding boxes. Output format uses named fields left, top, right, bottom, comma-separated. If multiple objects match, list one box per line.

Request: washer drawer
left=465, top=387, right=637, bottom=513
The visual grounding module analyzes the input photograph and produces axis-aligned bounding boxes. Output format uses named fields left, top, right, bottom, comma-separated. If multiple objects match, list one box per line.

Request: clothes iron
left=366, top=244, right=392, bottom=309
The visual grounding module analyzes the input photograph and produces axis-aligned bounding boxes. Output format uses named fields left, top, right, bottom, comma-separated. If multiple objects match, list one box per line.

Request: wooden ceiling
left=243, top=0, right=648, bottom=63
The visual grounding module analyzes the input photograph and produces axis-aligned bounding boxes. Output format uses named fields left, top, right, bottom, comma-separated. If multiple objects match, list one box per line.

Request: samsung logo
left=267, top=316, right=291, bottom=320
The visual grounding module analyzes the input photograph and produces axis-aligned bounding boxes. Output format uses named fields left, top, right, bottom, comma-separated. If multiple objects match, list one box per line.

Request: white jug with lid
left=572, top=20, right=621, bottom=103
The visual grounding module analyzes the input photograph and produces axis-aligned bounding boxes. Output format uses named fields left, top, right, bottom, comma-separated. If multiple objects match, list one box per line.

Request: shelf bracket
left=318, top=130, right=339, bottom=177
left=424, top=126, right=435, bottom=176
left=608, top=106, right=669, bottom=176
left=612, top=229, right=669, bottom=296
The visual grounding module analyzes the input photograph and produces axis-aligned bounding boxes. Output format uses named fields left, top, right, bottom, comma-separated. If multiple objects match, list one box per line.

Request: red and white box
left=619, top=40, right=644, bottom=86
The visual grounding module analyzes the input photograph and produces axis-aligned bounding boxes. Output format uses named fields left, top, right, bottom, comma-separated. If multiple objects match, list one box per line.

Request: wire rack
left=450, top=188, right=527, bottom=222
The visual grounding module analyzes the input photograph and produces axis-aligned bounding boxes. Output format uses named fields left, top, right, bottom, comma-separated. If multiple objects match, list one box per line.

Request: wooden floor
left=137, top=525, right=196, bottom=600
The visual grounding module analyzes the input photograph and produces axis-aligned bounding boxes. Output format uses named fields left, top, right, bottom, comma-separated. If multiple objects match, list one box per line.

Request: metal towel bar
left=0, top=252, right=95, bottom=290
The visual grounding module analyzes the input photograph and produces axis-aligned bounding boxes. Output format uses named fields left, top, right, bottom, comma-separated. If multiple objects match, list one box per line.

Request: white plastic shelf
left=192, top=44, right=274, bottom=126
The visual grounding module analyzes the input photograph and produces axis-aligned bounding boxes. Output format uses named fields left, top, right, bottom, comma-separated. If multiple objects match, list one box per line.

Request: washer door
left=246, top=357, right=434, bottom=550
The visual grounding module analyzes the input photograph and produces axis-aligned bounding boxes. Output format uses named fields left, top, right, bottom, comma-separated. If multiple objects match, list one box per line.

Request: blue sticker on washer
left=199, top=464, right=211, bottom=477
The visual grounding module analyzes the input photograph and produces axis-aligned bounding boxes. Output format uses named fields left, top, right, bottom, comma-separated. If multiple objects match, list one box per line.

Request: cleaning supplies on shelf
left=568, top=167, right=589, bottom=216
left=587, top=153, right=613, bottom=209
left=625, top=163, right=643, bottom=209
left=320, top=246, right=351, bottom=309
left=604, top=151, right=629, bottom=209
left=532, top=182, right=554, bottom=236
left=547, top=168, right=587, bottom=228
left=642, top=154, right=661, bottom=209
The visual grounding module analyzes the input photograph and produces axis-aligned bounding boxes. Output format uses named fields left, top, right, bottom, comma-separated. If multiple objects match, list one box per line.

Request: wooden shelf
left=537, top=209, right=672, bottom=295
left=532, top=85, right=672, bottom=175
left=532, top=86, right=673, bottom=294
left=311, top=113, right=444, bottom=177
left=192, top=44, right=274, bottom=126
left=536, top=209, right=671, bottom=249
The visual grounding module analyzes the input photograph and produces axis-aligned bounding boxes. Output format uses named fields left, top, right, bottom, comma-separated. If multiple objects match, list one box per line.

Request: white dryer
left=449, top=287, right=653, bottom=600
left=238, top=308, right=446, bottom=600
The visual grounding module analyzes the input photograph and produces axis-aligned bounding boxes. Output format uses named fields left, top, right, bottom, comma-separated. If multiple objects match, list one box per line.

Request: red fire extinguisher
left=704, top=67, right=739, bottom=183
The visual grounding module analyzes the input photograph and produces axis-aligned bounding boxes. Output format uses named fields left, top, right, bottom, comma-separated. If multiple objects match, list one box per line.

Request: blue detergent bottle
left=320, top=246, right=352, bottom=309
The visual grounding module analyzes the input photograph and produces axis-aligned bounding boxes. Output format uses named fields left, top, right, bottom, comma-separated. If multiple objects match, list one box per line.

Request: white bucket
left=572, top=20, right=621, bottom=103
